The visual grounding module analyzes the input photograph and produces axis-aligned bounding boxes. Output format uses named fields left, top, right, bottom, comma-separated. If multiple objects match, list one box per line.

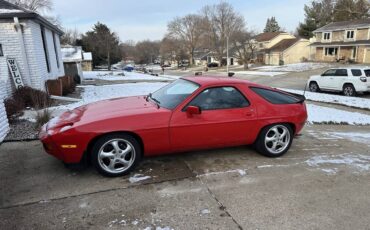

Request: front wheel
left=91, top=134, right=142, bottom=177
left=254, top=124, right=293, bottom=158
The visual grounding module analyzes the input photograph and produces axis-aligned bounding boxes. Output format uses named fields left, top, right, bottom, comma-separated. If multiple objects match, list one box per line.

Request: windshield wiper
left=147, top=93, right=160, bottom=108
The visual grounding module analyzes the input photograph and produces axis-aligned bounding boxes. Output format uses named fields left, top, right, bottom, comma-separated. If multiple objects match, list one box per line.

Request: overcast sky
left=53, top=0, right=311, bottom=42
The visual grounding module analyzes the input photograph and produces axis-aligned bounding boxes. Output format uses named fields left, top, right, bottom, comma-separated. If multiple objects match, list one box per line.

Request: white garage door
left=0, top=99, right=9, bottom=143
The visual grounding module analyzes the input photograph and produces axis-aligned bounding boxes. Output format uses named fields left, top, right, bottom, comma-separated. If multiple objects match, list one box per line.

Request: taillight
left=360, top=77, right=367, bottom=82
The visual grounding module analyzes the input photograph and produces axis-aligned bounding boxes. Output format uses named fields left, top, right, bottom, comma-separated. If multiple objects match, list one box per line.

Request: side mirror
left=186, top=106, right=201, bottom=117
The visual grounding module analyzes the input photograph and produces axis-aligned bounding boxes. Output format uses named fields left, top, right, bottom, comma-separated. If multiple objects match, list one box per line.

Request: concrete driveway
left=0, top=124, right=370, bottom=229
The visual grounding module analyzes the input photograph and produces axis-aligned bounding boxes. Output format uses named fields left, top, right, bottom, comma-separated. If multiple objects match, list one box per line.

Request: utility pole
left=226, top=36, right=229, bottom=76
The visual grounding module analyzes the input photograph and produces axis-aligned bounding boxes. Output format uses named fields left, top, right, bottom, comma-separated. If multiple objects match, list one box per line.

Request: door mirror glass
left=186, top=106, right=201, bottom=116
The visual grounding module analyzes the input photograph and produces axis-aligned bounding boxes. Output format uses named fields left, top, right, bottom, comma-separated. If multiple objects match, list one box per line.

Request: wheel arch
left=253, top=122, right=296, bottom=144
left=84, top=131, right=145, bottom=164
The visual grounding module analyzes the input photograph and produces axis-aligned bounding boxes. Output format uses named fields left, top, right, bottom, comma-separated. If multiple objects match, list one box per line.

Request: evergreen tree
left=264, top=17, right=281, bottom=32
left=81, top=22, right=121, bottom=70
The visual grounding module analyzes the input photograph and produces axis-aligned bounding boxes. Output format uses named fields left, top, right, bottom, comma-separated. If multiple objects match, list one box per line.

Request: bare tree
left=120, top=40, right=136, bottom=62
left=60, top=28, right=80, bottom=45
left=7, top=0, right=53, bottom=12
left=134, top=40, right=161, bottom=64
left=231, top=30, right=257, bottom=70
left=202, top=2, right=245, bottom=65
left=167, top=14, right=205, bottom=65
left=160, top=37, right=188, bottom=66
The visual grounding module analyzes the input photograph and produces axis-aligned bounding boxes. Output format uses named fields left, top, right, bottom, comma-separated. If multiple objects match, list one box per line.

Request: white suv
left=308, top=67, right=370, bottom=96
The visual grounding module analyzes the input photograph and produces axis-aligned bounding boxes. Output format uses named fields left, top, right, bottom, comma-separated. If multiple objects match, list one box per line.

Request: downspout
left=13, top=17, right=31, bottom=86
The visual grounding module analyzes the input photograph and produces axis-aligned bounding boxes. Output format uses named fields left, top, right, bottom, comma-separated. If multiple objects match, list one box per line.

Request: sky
left=52, top=0, right=312, bottom=42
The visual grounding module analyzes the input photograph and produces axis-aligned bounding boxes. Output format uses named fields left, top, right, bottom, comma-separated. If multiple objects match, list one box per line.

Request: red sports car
left=40, top=77, right=307, bottom=177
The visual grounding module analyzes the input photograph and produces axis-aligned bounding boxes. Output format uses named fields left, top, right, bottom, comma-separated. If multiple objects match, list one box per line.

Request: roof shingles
left=314, top=19, right=370, bottom=32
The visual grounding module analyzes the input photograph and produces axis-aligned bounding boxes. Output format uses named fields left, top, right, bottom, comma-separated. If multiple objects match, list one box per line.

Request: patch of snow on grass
left=129, top=174, right=151, bottom=183
left=236, top=71, right=288, bottom=77
left=280, top=88, right=370, bottom=110
left=253, top=62, right=332, bottom=72
left=200, top=208, right=210, bottom=216
left=306, top=154, right=370, bottom=172
left=307, top=104, right=370, bottom=125
left=83, top=71, right=174, bottom=81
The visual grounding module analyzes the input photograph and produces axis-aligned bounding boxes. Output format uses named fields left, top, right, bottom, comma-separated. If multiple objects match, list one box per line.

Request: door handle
left=245, top=113, right=253, bottom=117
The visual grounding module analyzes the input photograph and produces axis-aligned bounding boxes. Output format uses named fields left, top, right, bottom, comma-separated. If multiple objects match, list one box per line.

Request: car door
left=319, top=69, right=337, bottom=89
left=331, top=69, right=348, bottom=90
left=169, top=86, right=257, bottom=151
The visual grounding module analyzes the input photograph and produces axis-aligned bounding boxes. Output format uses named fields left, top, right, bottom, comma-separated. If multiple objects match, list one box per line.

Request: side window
left=351, top=69, right=362, bottom=76
left=335, top=69, right=348, bottom=77
left=250, top=87, right=301, bottom=104
left=322, top=69, right=336, bottom=76
left=188, top=87, right=250, bottom=110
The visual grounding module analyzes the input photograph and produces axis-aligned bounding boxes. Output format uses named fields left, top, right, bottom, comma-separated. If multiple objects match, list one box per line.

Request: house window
left=52, top=32, right=60, bottom=69
left=346, top=30, right=355, bottom=39
left=0, top=44, right=3, bottom=56
left=41, top=26, right=50, bottom=73
left=325, top=47, right=338, bottom=56
left=323, top=32, right=331, bottom=41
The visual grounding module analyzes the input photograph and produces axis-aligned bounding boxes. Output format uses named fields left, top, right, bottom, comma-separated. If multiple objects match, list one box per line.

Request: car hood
left=77, top=96, right=160, bottom=121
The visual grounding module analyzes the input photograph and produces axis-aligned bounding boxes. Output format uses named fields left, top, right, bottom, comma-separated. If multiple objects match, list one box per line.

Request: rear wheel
left=309, top=81, right=320, bottom=92
left=255, top=124, right=293, bottom=158
left=91, top=134, right=142, bottom=177
left=343, top=84, right=356, bottom=96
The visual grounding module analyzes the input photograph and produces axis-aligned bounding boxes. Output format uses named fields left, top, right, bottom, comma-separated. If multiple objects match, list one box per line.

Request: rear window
left=251, top=87, right=301, bottom=104
left=365, top=69, right=370, bottom=77
left=351, top=69, right=362, bottom=76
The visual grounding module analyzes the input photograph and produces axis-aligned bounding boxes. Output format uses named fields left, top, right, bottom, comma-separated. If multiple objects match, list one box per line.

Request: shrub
left=13, top=86, right=51, bottom=109
left=35, top=109, right=51, bottom=129
left=4, top=97, right=25, bottom=121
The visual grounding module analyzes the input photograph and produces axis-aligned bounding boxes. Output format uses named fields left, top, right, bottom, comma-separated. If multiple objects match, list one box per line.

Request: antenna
left=303, top=81, right=308, bottom=97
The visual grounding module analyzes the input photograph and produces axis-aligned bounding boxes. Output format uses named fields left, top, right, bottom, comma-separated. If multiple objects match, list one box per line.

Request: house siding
left=0, top=81, right=9, bottom=143
left=283, top=40, right=310, bottom=64
left=356, top=28, right=368, bottom=40
left=0, top=19, right=64, bottom=98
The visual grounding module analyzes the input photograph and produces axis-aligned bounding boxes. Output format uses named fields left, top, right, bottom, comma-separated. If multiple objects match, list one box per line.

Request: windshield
left=150, top=79, right=199, bottom=109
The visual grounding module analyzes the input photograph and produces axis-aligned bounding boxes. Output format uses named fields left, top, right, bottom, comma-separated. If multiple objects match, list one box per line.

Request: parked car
left=40, top=77, right=307, bottom=177
left=123, top=65, right=134, bottom=72
left=207, top=62, right=219, bottom=68
left=308, top=67, right=370, bottom=96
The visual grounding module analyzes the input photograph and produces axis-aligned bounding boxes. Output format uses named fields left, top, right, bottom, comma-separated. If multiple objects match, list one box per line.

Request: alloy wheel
left=264, top=125, right=291, bottom=155
left=97, top=139, right=136, bottom=174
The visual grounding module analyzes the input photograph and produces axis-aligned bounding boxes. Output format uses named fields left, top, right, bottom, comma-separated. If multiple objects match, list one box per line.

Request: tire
left=343, top=84, right=356, bottom=97
left=254, top=124, right=293, bottom=158
left=91, top=134, right=142, bottom=177
left=309, top=81, right=320, bottom=92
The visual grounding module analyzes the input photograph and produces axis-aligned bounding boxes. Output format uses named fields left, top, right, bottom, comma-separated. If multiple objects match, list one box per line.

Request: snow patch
left=237, top=71, right=288, bottom=76
left=306, top=154, right=370, bottom=172
left=307, top=104, right=370, bottom=125
left=83, top=71, right=175, bottom=81
left=253, top=62, right=332, bottom=72
left=129, top=174, right=151, bottom=183
left=198, top=169, right=247, bottom=177
left=200, top=208, right=210, bottom=215
left=280, top=88, right=370, bottom=110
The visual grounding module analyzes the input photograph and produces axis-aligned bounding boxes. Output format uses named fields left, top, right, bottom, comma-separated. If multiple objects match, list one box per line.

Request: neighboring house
left=254, top=32, right=311, bottom=65
left=82, top=52, right=92, bottom=71
left=311, top=19, right=370, bottom=63
left=61, top=45, right=83, bottom=82
left=194, top=50, right=211, bottom=66
left=264, top=38, right=311, bottom=65
left=0, top=0, right=64, bottom=99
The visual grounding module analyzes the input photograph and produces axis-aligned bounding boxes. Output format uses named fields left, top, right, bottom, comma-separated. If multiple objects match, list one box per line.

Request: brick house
left=0, top=0, right=65, bottom=100
left=311, top=19, right=370, bottom=63
left=254, top=32, right=311, bottom=65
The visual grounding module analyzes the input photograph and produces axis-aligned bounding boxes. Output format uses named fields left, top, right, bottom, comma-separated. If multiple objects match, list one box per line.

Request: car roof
left=182, top=76, right=260, bottom=87
left=328, top=67, right=370, bottom=70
